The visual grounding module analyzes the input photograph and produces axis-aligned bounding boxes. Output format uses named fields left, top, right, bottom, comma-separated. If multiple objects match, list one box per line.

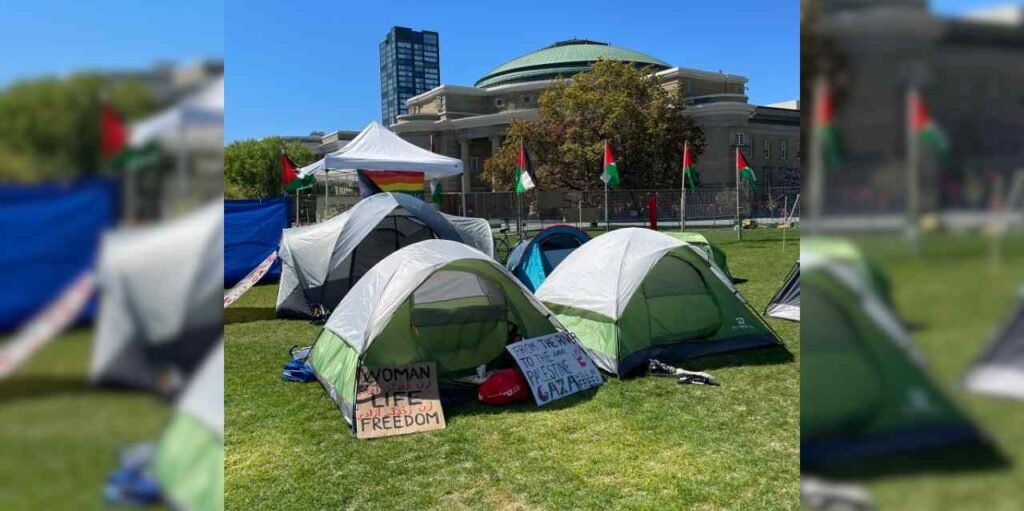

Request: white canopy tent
left=130, top=77, right=224, bottom=149
left=299, top=121, right=467, bottom=214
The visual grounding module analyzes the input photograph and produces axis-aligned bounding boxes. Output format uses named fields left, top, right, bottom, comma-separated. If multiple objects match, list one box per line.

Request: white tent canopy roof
left=537, top=228, right=734, bottom=320
left=130, top=77, right=224, bottom=147
left=298, top=121, right=463, bottom=179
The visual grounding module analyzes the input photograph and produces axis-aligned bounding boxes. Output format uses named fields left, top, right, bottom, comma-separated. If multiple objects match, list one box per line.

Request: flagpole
left=736, top=147, right=741, bottom=241
left=906, top=86, right=921, bottom=249
left=681, top=140, right=687, bottom=231
left=808, top=75, right=826, bottom=235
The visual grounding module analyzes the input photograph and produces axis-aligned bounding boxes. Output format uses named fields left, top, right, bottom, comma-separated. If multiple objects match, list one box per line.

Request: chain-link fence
left=293, top=184, right=800, bottom=229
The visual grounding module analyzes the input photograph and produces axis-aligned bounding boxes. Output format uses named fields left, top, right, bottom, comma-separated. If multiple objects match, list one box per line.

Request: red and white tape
left=224, top=251, right=278, bottom=308
left=0, top=271, right=96, bottom=379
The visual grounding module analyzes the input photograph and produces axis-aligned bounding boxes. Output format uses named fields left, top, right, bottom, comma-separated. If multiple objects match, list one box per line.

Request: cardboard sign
left=506, top=332, right=604, bottom=406
left=355, top=362, right=446, bottom=439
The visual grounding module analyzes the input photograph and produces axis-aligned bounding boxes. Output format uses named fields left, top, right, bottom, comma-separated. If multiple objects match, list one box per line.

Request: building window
left=763, top=139, right=771, bottom=160
left=494, top=97, right=505, bottom=108
left=780, top=140, right=788, bottom=160
left=735, top=132, right=748, bottom=146
left=470, top=157, right=479, bottom=173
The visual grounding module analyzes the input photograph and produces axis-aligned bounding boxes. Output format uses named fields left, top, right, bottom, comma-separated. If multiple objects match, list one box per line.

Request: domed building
left=390, top=38, right=799, bottom=205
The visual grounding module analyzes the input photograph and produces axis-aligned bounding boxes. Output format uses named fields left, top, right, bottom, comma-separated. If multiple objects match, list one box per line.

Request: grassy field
left=815, top=233, right=1024, bottom=510
left=0, top=329, right=171, bottom=509
left=225, top=227, right=800, bottom=510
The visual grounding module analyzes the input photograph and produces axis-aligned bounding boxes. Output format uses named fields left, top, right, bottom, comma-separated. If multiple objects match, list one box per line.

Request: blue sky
left=226, top=0, right=804, bottom=142
left=0, top=1, right=223, bottom=87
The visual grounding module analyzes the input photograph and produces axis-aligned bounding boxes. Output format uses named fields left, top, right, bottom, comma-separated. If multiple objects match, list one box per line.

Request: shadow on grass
left=0, top=375, right=94, bottom=403
left=664, top=344, right=795, bottom=373
left=808, top=442, right=1010, bottom=481
left=225, top=307, right=277, bottom=325
left=440, top=385, right=601, bottom=422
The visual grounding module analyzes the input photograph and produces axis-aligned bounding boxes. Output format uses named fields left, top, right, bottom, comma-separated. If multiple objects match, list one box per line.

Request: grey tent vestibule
left=963, top=286, right=1024, bottom=401
left=90, top=200, right=223, bottom=393
left=765, top=261, right=800, bottom=322
left=275, top=193, right=493, bottom=318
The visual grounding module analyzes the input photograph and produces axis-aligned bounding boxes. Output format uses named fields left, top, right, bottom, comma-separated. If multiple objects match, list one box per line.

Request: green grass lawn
left=815, top=233, right=1024, bottom=510
left=0, top=329, right=171, bottom=509
left=225, top=227, right=800, bottom=510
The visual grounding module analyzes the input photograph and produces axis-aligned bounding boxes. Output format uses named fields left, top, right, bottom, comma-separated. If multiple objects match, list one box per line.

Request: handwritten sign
left=506, top=332, right=603, bottom=406
left=355, top=362, right=446, bottom=439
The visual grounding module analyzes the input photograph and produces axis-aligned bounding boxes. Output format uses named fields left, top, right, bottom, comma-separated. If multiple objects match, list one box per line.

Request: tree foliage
left=224, top=137, right=315, bottom=198
left=0, top=74, right=158, bottom=181
left=483, top=60, right=705, bottom=195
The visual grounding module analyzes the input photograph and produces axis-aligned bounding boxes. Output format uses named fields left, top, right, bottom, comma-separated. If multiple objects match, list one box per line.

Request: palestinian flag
left=910, top=90, right=950, bottom=161
left=815, top=80, right=841, bottom=168
left=282, top=149, right=315, bottom=193
left=737, top=150, right=757, bottom=189
left=682, top=142, right=699, bottom=190
left=515, top=142, right=536, bottom=193
left=430, top=180, right=443, bottom=204
left=99, top=102, right=127, bottom=160
left=600, top=143, right=620, bottom=188
left=357, top=170, right=424, bottom=199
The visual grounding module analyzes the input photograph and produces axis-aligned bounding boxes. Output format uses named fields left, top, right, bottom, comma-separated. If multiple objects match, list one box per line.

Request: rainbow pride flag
left=357, top=170, right=425, bottom=199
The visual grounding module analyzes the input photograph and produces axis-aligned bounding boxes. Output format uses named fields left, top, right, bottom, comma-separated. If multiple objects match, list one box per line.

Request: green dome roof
left=475, top=39, right=671, bottom=88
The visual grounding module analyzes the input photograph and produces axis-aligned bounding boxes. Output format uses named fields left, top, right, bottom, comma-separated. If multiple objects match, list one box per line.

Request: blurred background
left=0, top=2, right=224, bottom=509
left=802, top=0, right=1024, bottom=509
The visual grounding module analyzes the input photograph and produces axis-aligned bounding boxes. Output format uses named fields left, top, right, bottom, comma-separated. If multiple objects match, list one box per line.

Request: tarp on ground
left=224, top=197, right=289, bottom=286
left=0, top=179, right=117, bottom=332
left=298, top=121, right=463, bottom=180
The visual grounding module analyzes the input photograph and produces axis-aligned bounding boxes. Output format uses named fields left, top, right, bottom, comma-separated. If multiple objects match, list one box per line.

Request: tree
left=0, top=73, right=158, bottom=181
left=224, top=137, right=315, bottom=198
left=483, top=60, right=705, bottom=195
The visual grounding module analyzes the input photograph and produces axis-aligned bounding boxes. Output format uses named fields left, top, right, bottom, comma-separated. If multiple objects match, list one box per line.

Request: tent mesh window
left=640, top=255, right=722, bottom=342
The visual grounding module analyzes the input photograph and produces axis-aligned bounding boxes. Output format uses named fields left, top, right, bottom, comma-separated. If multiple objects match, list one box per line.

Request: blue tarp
left=506, top=224, right=590, bottom=292
left=0, top=179, right=117, bottom=331
left=224, top=197, right=290, bottom=286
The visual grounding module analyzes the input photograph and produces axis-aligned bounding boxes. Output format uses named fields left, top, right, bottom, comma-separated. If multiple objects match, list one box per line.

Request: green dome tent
left=153, top=341, right=223, bottom=511
left=308, top=240, right=565, bottom=429
left=536, top=228, right=781, bottom=378
left=801, top=246, right=984, bottom=468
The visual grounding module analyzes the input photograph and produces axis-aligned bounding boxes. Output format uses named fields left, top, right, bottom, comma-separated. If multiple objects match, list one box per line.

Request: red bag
left=478, top=368, right=530, bottom=405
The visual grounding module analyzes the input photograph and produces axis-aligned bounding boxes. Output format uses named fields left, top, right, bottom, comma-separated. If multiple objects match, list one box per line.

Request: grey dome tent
left=275, top=193, right=493, bottom=318
left=765, top=261, right=800, bottom=322
left=90, top=201, right=223, bottom=392
left=307, top=240, right=565, bottom=429
left=963, top=287, right=1024, bottom=401
left=801, top=247, right=983, bottom=468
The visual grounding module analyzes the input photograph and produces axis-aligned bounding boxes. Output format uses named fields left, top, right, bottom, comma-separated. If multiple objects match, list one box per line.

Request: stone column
left=459, top=137, right=471, bottom=215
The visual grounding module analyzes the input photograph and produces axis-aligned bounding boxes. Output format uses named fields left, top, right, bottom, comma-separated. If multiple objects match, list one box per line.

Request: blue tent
left=224, top=197, right=290, bottom=286
left=0, top=179, right=117, bottom=331
left=506, top=224, right=590, bottom=292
